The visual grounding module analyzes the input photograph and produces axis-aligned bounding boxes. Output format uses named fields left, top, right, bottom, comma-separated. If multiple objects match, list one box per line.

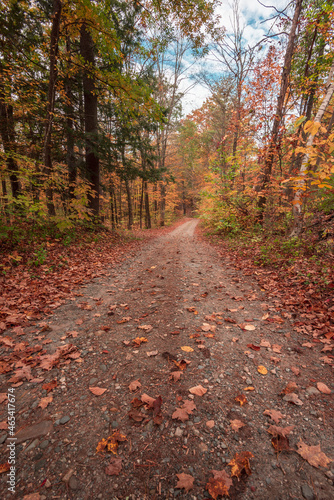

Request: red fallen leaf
left=206, top=469, right=232, bottom=499
left=281, top=381, right=298, bottom=395
left=170, top=330, right=180, bottom=335
left=268, top=425, right=294, bottom=438
left=224, top=317, right=237, bottom=324
left=247, top=344, right=260, bottom=351
left=229, top=451, right=254, bottom=477
left=291, top=367, right=300, bottom=376
left=182, top=400, right=196, bottom=414
left=131, top=397, right=145, bottom=408
left=268, top=425, right=294, bottom=452
left=175, top=473, right=194, bottom=492
left=172, top=407, right=189, bottom=422
left=0, top=463, right=10, bottom=474
left=0, top=336, right=15, bottom=348
left=42, top=380, right=58, bottom=393
left=235, top=394, right=248, bottom=406
left=0, top=421, right=8, bottom=430
left=128, top=380, right=141, bottom=392
left=272, top=344, right=282, bottom=353
left=283, top=393, right=303, bottom=405
left=297, top=440, right=332, bottom=468
left=320, top=356, right=334, bottom=365
left=8, top=364, right=33, bottom=383
left=102, top=350, right=109, bottom=354
left=153, top=396, right=162, bottom=417
left=105, top=457, right=122, bottom=476
left=89, top=387, right=107, bottom=396
left=173, top=359, right=189, bottom=371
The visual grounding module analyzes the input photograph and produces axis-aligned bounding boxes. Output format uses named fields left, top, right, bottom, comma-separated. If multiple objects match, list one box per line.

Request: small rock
left=0, top=433, right=7, bottom=445
left=15, top=421, right=53, bottom=444
left=62, top=469, right=74, bottom=483
left=59, top=416, right=70, bottom=425
left=301, top=484, right=315, bottom=500
left=306, top=387, right=320, bottom=396
left=25, top=439, right=39, bottom=453
left=175, top=427, right=183, bottom=437
left=112, top=420, right=118, bottom=429
left=89, top=377, right=98, bottom=385
left=198, top=442, right=208, bottom=453
left=100, top=364, right=107, bottom=372
left=35, top=458, right=47, bottom=471
left=40, top=440, right=49, bottom=450
left=69, top=475, right=79, bottom=490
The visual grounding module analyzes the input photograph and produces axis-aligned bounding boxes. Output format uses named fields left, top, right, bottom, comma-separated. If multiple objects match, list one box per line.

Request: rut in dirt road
left=1, top=219, right=333, bottom=500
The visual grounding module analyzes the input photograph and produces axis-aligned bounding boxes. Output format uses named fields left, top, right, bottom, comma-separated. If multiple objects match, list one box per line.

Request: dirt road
left=1, top=219, right=333, bottom=499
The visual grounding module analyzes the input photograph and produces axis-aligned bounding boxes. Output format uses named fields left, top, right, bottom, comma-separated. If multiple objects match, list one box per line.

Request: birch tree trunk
left=290, top=60, right=334, bottom=238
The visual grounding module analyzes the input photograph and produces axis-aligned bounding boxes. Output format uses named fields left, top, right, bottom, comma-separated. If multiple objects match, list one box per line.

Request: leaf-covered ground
left=0, top=219, right=333, bottom=499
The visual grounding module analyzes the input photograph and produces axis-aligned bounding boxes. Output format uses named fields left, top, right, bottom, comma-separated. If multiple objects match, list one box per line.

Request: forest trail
left=1, top=219, right=333, bottom=500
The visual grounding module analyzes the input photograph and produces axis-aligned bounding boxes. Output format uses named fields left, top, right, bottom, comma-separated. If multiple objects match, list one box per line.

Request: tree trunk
left=144, top=181, right=151, bottom=229
left=110, top=183, right=116, bottom=230
left=125, top=178, right=133, bottom=229
left=160, top=181, right=166, bottom=226
left=290, top=61, right=334, bottom=237
left=139, top=178, right=144, bottom=229
left=257, top=0, right=302, bottom=219
left=43, top=0, right=62, bottom=217
left=80, top=23, right=100, bottom=218
left=65, top=36, right=76, bottom=203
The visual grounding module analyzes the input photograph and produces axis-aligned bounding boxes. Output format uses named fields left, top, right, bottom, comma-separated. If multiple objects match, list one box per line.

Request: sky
left=180, top=0, right=289, bottom=116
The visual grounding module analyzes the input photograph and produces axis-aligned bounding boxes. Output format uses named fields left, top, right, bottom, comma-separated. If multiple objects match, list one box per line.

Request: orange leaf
left=189, top=385, right=207, bottom=396
left=175, top=473, right=194, bottom=492
left=317, top=382, right=331, bottom=394
left=206, top=470, right=232, bottom=499
left=38, top=395, right=53, bottom=409
left=89, top=387, right=107, bottom=396
left=228, top=451, right=254, bottom=477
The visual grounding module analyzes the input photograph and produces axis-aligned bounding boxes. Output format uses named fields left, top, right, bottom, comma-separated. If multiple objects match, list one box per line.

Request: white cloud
left=181, top=0, right=290, bottom=115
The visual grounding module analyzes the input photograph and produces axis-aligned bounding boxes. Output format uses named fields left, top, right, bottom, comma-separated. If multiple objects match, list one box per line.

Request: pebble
left=246, top=378, right=252, bottom=385
left=59, top=416, right=70, bottom=425
left=306, top=387, right=320, bottom=396
left=301, top=484, right=315, bottom=500
left=69, top=475, right=79, bottom=490
left=194, top=417, right=201, bottom=423
left=25, top=438, right=39, bottom=453
left=35, top=458, right=47, bottom=471
left=89, top=377, right=98, bottom=385
left=40, top=440, right=49, bottom=450
left=112, top=420, right=118, bottom=429
left=0, top=433, right=8, bottom=445
left=100, top=364, right=107, bottom=372
left=175, top=427, right=183, bottom=437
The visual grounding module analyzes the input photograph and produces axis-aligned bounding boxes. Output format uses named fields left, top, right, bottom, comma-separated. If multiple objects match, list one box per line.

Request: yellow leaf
left=244, top=387, right=255, bottom=391
left=181, top=346, right=194, bottom=352
left=258, top=365, right=268, bottom=375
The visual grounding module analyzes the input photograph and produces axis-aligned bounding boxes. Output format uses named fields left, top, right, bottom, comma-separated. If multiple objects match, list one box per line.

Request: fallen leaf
left=42, top=380, right=57, bottom=393
left=230, top=419, right=245, bottom=432
left=244, top=324, right=256, bottom=331
left=268, top=425, right=294, bottom=438
left=138, top=324, right=153, bottom=332
left=96, top=431, right=127, bottom=455
left=170, top=371, right=183, bottom=382
left=146, top=350, right=158, bottom=357
left=283, top=393, right=303, bottom=405
left=257, top=365, right=268, bottom=375
left=128, top=380, right=141, bottom=392
left=117, top=317, right=132, bottom=324
left=291, top=367, right=300, bottom=376
left=297, top=440, right=332, bottom=468
left=128, top=409, right=145, bottom=422
left=175, top=473, right=194, bottom=493
left=0, top=463, right=10, bottom=474
left=272, top=344, right=282, bottom=353
left=132, top=337, right=148, bottom=346
left=302, top=342, right=315, bottom=348
left=206, top=420, right=215, bottom=429
left=229, top=451, right=254, bottom=477
left=317, top=382, right=331, bottom=394
left=281, top=381, right=298, bottom=395
left=22, top=494, right=41, bottom=500
left=189, top=385, right=207, bottom=396
left=0, top=393, right=8, bottom=404
left=243, top=386, right=255, bottom=391
left=105, top=457, right=122, bottom=476
left=247, top=344, right=260, bottom=351
left=172, top=407, right=190, bottom=422
left=206, top=469, right=232, bottom=499
left=0, top=421, right=8, bottom=430
left=38, top=395, right=53, bottom=409
left=263, top=409, right=284, bottom=424
left=141, top=393, right=156, bottom=408
left=260, top=339, right=271, bottom=348
left=235, top=394, right=248, bottom=406
left=89, top=387, right=107, bottom=396
left=181, top=346, right=194, bottom=352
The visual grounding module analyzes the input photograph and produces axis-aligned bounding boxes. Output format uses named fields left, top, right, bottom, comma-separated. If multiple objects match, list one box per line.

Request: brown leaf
left=146, top=350, right=158, bottom=357
left=96, top=431, right=127, bottom=456
left=172, top=408, right=189, bottom=422
left=272, top=344, right=282, bottom=353
left=189, top=385, right=207, bottom=396
left=170, top=371, right=183, bottom=382
left=0, top=463, right=10, bottom=474
left=297, top=440, right=332, bottom=468
left=128, top=380, right=141, bottom=392
left=153, top=395, right=162, bottom=417
left=105, top=457, right=122, bottom=476
left=182, top=400, right=196, bottom=414
left=228, top=451, right=254, bottom=477
left=175, top=473, right=194, bottom=492
left=138, top=324, right=153, bottom=332
left=282, top=393, right=303, bottom=405
left=0, top=393, right=8, bottom=404
left=89, top=387, right=107, bottom=396
left=173, top=359, right=189, bottom=371
left=38, top=395, right=53, bottom=409
left=132, top=337, right=148, bottom=346
left=117, top=316, right=132, bottom=324
left=267, top=425, right=294, bottom=438
left=317, top=382, right=331, bottom=394
left=128, top=410, right=145, bottom=422
left=141, top=393, right=156, bottom=408
left=263, top=409, right=284, bottom=424
left=206, top=470, right=232, bottom=499
left=230, top=419, right=245, bottom=432
left=260, top=339, right=271, bottom=348
left=291, top=367, right=300, bottom=376
left=206, top=420, right=215, bottom=429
